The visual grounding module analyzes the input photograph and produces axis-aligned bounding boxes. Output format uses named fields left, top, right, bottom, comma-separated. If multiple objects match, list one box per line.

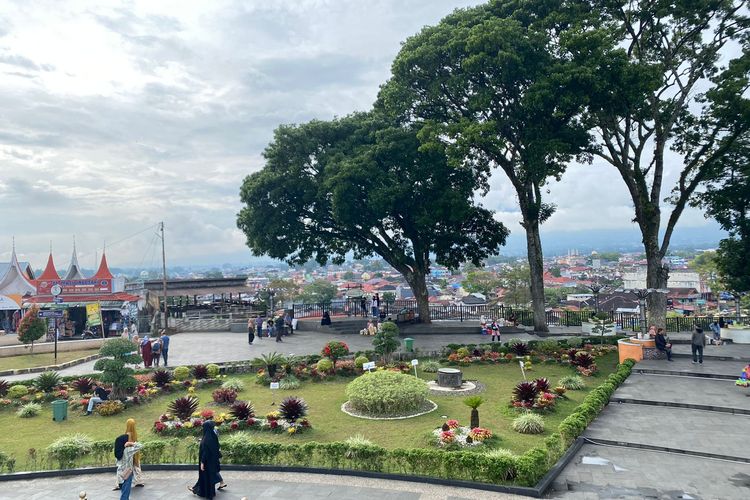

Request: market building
left=0, top=247, right=36, bottom=333
left=22, top=248, right=139, bottom=338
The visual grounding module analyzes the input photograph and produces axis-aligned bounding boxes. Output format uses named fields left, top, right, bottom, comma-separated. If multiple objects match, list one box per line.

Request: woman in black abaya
left=188, top=420, right=226, bottom=498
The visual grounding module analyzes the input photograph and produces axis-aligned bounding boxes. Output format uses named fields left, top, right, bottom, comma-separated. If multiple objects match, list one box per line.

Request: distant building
left=622, top=270, right=701, bottom=290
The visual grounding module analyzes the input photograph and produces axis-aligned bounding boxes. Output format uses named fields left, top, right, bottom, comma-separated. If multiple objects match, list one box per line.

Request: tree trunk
left=470, top=408, right=479, bottom=429
left=644, top=237, right=668, bottom=329
left=525, top=218, right=548, bottom=333
left=406, top=270, right=431, bottom=324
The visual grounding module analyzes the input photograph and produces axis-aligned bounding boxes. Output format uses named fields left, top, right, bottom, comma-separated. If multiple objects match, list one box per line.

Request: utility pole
left=160, top=222, right=168, bottom=329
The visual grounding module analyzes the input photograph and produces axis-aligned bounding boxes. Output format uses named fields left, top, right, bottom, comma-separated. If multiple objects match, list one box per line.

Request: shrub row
left=558, top=359, right=636, bottom=445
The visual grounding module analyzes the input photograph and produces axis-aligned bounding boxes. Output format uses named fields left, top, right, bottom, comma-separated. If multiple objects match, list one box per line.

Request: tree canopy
left=377, top=0, right=594, bottom=331
left=237, top=112, right=508, bottom=322
left=298, top=280, right=338, bottom=305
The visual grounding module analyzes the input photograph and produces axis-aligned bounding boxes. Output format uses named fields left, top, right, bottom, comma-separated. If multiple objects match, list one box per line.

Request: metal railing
left=291, top=300, right=749, bottom=332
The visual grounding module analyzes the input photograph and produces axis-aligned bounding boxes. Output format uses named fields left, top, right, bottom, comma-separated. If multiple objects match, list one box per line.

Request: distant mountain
left=498, top=224, right=727, bottom=257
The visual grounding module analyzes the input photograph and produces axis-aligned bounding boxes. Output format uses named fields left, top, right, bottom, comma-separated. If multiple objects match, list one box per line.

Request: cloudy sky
left=0, top=0, right=723, bottom=269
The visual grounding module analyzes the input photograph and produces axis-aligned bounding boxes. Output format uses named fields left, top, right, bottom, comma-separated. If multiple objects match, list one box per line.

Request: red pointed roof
left=93, top=252, right=113, bottom=279
left=37, top=253, right=61, bottom=281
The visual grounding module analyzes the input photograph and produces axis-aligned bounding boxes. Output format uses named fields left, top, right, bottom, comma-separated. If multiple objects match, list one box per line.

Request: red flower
left=230, top=421, right=239, bottom=430
left=154, top=422, right=166, bottom=432
left=270, top=420, right=278, bottom=429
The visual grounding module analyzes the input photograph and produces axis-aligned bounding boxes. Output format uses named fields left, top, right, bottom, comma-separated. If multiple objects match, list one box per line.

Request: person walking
left=266, top=318, right=274, bottom=339
left=160, top=330, right=170, bottom=366
left=255, top=315, right=264, bottom=340
left=247, top=317, right=255, bottom=345
left=119, top=419, right=144, bottom=488
left=188, top=420, right=226, bottom=498
left=151, top=336, right=162, bottom=367
left=141, top=336, right=153, bottom=368
left=114, top=434, right=142, bottom=500
left=691, top=326, right=706, bottom=364
left=655, top=328, right=673, bottom=361
left=274, top=315, right=284, bottom=343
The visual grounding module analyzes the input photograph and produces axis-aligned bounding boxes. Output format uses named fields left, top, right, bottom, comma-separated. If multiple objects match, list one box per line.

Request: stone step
left=584, top=403, right=750, bottom=461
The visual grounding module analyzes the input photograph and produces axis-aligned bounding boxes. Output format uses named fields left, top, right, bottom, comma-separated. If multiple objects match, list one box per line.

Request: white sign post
left=519, top=360, right=527, bottom=381
left=270, top=381, right=279, bottom=405
left=363, top=361, right=376, bottom=372
left=411, top=359, right=419, bottom=377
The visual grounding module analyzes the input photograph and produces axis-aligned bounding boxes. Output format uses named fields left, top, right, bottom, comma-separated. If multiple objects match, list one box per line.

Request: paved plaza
left=0, top=329, right=546, bottom=382
left=552, top=356, right=750, bottom=499
left=0, top=470, right=524, bottom=500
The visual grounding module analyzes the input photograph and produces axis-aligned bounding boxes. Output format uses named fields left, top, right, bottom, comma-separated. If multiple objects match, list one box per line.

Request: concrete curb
left=635, top=368, right=736, bottom=380
left=582, top=437, right=750, bottom=464
left=0, top=354, right=101, bottom=378
left=0, top=464, right=541, bottom=497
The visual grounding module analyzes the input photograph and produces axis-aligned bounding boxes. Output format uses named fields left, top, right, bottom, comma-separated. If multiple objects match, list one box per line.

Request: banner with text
left=86, top=303, right=102, bottom=327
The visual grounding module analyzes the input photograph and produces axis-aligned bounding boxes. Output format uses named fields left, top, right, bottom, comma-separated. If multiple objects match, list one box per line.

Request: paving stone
left=551, top=444, right=749, bottom=499
left=613, top=373, right=750, bottom=412
left=0, top=470, right=524, bottom=500
left=634, top=357, right=747, bottom=379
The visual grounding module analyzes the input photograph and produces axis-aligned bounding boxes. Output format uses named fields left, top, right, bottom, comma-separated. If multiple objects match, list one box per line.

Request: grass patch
left=0, top=352, right=619, bottom=471
left=0, top=349, right=100, bottom=371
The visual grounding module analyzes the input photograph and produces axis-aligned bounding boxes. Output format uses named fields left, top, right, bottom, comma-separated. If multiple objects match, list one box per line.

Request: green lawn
left=0, top=349, right=100, bottom=371
left=0, top=352, right=619, bottom=471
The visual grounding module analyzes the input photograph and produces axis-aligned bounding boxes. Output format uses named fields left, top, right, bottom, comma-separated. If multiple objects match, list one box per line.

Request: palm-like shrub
left=230, top=401, right=255, bottom=420
left=152, top=369, right=173, bottom=387
left=0, top=379, right=9, bottom=397
left=463, top=396, right=484, bottom=429
left=534, top=377, right=550, bottom=393
left=512, top=381, right=539, bottom=406
left=346, top=370, right=428, bottom=416
left=34, top=371, right=61, bottom=393
left=192, top=364, right=209, bottom=379
left=508, top=340, right=529, bottom=356
left=71, top=377, right=95, bottom=395
left=252, top=352, right=285, bottom=377
left=279, top=396, right=308, bottom=422
left=17, top=402, right=42, bottom=418
left=558, top=375, right=585, bottom=390
left=168, top=396, right=199, bottom=420
left=212, top=388, right=238, bottom=405
left=512, top=412, right=545, bottom=434
left=93, top=338, right=142, bottom=399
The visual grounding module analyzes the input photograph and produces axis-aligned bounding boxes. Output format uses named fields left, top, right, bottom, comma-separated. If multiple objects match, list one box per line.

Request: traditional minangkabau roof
left=64, top=240, right=86, bottom=280
left=37, top=252, right=61, bottom=281
left=0, top=245, right=37, bottom=296
left=92, top=252, right=113, bottom=280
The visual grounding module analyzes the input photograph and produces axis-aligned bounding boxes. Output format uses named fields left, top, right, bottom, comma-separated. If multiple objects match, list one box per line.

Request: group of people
left=651, top=322, right=722, bottom=364
left=113, top=418, right=226, bottom=499
left=128, top=329, right=170, bottom=367
left=480, top=316, right=505, bottom=342
left=247, top=312, right=294, bottom=344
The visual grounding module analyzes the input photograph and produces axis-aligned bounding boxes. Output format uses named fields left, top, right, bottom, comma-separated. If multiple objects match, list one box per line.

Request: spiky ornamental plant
left=71, top=377, right=95, bottom=395
left=152, top=369, right=173, bottom=387
left=93, top=338, right=142, bottom=399
left=192, top=365, right=209, bottom=380
left=508, top=340, right=530, bottom=356
left=278, top=396, right=308, bottom=422
left=168, top=396, right=199, bottom=420
left=534, top=377, right=550, bottom=393
left=34, top=371, right=61, bottom=393
left=229, top=401, right=255, bottom=420
left=0, top=379, right=9, bottom=397
left=512, top=381, right=539, bottom=407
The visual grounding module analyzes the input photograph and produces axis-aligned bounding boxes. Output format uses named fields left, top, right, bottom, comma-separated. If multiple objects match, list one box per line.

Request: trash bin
left=404, top=337, right=414, bottom=352
left=52, top=399, right=68, bottom=422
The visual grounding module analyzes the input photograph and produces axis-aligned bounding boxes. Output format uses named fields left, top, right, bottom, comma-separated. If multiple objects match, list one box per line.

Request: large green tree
left=237, top=113, right=508, bottom=322
left=298, top=280, right=338, bottom=305
left=378, top=1, right=593, bottom=332
left=561, top=0, right=750, bottom=327
left=462, top=269, right=502, bottom=297
left=695, top=136, right=750, bottom=315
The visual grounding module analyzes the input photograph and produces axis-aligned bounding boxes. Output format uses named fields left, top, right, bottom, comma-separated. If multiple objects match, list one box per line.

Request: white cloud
left=0, top=0, right=724, bottom=269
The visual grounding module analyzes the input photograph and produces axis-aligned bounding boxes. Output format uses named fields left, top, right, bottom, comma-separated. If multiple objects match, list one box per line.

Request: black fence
left=292, top=300, right=749, bottom=333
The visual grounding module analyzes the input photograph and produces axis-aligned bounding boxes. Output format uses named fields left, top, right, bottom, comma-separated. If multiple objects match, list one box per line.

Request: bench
left=642, top=347, right=667, bottom=360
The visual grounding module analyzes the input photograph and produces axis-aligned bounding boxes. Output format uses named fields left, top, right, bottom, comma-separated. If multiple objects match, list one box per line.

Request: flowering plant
left=432, top=421, right=492, bottom=448
left=445, top=419, right=459, bottom=430
left=468, top=427, right=492, bottom=442
left=153, top=409, right=311, bottom=437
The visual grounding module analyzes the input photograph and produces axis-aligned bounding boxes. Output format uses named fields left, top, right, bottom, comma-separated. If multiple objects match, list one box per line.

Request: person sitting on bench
left=654, top=328, right=673, bottom=361
left=85, top=383, right=110, bottom=415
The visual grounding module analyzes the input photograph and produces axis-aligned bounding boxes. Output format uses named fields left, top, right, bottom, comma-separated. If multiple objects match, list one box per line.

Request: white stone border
left=340, top=400, right=438, bottom=420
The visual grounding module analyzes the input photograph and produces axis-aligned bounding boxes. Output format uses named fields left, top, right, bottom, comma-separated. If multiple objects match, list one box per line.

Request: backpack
left=152, top=340, right=161, bottom=353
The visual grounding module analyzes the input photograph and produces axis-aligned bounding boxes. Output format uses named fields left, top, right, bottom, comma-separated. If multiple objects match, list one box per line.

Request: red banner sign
left=37, top=279, right=112, bottom=295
